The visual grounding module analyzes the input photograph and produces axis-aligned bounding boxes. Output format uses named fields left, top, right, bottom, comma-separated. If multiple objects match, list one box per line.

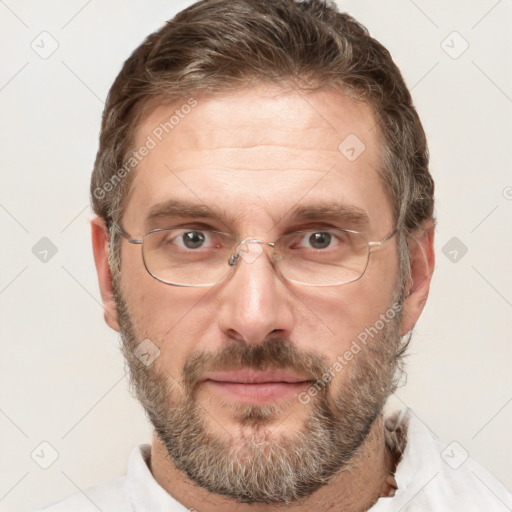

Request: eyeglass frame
left=111, top=221, right=398, bottom=288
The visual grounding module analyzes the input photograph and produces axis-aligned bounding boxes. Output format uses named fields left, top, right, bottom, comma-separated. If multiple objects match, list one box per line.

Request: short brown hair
left=91, top=0, right=435, bottom=286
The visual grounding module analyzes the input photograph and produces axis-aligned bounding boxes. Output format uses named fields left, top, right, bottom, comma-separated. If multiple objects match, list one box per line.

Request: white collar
left=126, top=407, right=437, bottom=511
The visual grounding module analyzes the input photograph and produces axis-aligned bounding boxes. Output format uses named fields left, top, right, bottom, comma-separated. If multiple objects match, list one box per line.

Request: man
left=40, top=0, right=512, bottom=510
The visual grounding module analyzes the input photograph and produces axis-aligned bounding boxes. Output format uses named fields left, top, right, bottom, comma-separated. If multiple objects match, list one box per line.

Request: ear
left=400, top=223, right=435, bottom=336
left=91, top=216, right=120, bottom=332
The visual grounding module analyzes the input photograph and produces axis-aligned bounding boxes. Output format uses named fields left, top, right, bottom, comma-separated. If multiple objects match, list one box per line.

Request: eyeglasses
left=113, top=223, right=397, bottom=287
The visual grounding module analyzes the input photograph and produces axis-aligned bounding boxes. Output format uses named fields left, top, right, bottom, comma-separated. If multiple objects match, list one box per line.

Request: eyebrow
left=290, top=202, right=370, bottom=228
left=144, top=200, right=228, bottom=230
left=144, top=199, right=370, bottom=231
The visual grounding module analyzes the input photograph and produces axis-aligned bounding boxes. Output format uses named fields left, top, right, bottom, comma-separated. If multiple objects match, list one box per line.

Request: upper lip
left=204, top=369, right=311, bottom=384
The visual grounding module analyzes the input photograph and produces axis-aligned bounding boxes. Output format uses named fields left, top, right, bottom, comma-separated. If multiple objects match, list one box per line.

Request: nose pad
left=238, top=240, right=264, bottom=264
left=229, top=238, right=266, bottom=267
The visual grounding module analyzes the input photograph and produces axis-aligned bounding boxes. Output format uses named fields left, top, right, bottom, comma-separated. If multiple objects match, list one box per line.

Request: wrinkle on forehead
left=122, top=84, right=392, bottom=236
left=134, top=83, right=377, bottom=156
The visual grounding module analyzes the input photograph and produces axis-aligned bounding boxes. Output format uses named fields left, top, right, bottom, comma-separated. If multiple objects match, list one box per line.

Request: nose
left=216, top=240, right=294, bottom=345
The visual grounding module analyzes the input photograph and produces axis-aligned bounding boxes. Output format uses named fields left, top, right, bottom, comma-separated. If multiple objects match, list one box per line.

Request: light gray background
left=1, top=1, right=511, bottom=510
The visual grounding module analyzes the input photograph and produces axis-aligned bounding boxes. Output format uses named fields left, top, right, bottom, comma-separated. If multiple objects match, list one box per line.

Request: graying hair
left=90, top=0, right=435, bottom=292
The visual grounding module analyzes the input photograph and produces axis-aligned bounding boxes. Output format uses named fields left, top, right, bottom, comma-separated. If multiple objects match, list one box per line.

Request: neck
left=150, top=414, right=394, bottom=512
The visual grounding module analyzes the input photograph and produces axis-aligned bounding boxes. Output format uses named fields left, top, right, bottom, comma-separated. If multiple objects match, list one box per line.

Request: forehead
left=123, top=83, right=392, bottom=235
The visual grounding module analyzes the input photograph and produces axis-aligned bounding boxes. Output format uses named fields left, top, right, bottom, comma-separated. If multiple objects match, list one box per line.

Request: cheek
left=292, top=274, right=398, bottom=381
left=122, top=283, right=220, bottom=375
left=299, top=277, right=394, bottom=339
left=119, top=242, right=187, bottom=330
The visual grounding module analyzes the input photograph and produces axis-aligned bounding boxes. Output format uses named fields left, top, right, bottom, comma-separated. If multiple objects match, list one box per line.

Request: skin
left=91, top=83, right=435, bottom=511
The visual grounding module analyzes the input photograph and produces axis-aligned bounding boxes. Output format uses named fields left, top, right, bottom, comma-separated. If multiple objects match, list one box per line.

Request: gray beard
left=114, top=282, right=405, bottom=504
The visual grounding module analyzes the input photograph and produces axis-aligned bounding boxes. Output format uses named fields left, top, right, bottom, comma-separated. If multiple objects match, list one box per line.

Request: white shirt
left=37, top=408, right=512, bottom=511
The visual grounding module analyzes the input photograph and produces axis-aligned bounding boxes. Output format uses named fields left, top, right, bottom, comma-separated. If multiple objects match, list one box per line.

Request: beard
left=113, top=279, right=406, bottom=504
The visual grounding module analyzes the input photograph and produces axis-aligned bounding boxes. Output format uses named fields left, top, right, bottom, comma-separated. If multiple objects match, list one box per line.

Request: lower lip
left=204, top=380, right=310, bottom=404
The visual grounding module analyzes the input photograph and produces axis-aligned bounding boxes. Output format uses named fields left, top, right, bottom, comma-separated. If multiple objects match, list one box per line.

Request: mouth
left=202, top=369, right=313, bottom=404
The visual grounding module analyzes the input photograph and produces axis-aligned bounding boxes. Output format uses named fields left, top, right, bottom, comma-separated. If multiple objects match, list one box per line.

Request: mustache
left=181, top=337, right=330, bottom=394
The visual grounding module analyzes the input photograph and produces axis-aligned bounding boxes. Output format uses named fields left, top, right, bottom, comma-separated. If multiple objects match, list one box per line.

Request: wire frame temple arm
left=368, top=228, right=398, bottom=251
left=111, top=222, right=143, bottom=245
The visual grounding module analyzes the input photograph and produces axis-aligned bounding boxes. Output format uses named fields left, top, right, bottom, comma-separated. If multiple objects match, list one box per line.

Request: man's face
left=114, top=83, right=403, bottom=502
